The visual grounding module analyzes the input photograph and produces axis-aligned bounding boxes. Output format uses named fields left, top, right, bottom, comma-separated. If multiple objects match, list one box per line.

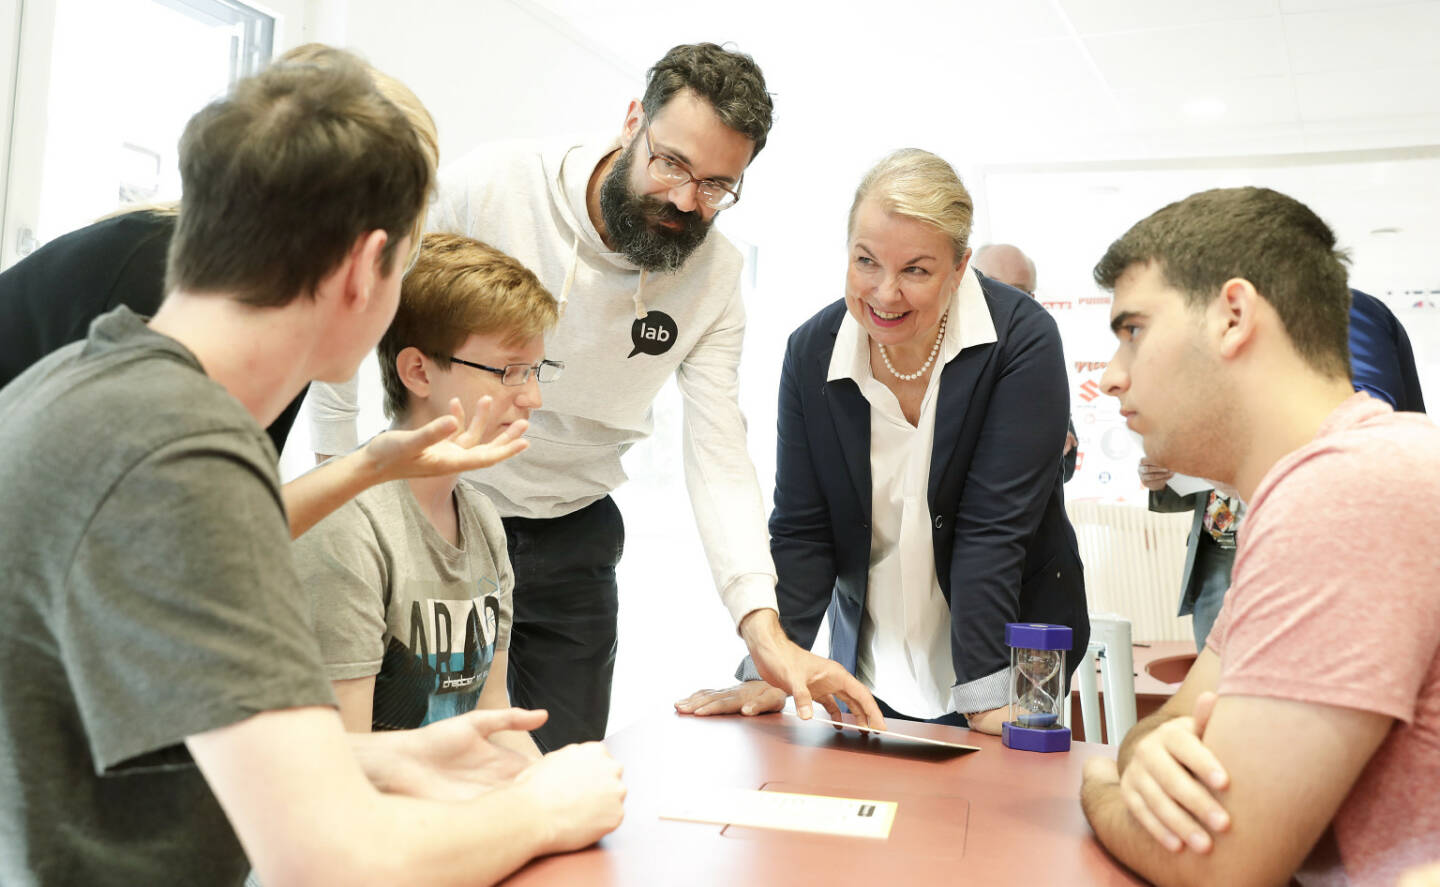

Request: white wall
left=329, top=0, right=633, bottom=162
left=979, top=148, right=1440, bottom=504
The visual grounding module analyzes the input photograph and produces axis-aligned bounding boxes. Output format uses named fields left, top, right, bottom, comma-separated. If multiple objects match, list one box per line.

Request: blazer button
left=933, top=515, right=944, bottom=529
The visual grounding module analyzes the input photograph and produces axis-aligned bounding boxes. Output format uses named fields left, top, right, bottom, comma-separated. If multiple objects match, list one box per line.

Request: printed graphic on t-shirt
left=629, top=310, right=677, bottom=358
left=372, top=579, right=501, bottom=730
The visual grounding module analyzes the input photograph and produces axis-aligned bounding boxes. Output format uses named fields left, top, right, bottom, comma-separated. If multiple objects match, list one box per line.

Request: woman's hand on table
left=963, top=706, right=1008, bottom=735
left=675, top=681, right=788, bottom=717
left=738, top=608, right=888, bottom=730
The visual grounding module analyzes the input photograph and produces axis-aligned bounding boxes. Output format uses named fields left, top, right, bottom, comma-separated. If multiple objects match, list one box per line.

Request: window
left=2, top=0, right=273, bottom=268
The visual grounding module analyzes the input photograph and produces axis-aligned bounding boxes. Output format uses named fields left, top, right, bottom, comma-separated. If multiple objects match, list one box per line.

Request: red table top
left=501, top=711, right=1143, bottom=886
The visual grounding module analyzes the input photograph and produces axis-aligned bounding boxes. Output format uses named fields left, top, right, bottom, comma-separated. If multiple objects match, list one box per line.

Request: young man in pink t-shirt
left=1079, top=186, right=1440, bottom=887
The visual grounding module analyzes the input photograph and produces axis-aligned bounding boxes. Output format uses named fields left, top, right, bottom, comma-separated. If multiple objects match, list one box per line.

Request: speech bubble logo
left=629, top=310, right=678, bottom=358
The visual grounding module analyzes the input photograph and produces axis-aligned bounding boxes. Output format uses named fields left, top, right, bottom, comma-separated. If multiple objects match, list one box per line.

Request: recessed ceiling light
left=1182, top=98, right=1227, bottom=120
left=1369, top=226, right=1402, bottom=236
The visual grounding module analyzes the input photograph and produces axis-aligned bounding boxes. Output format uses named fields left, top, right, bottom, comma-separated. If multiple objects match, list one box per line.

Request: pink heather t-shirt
left=1207, top=393, right=1440, bottom=886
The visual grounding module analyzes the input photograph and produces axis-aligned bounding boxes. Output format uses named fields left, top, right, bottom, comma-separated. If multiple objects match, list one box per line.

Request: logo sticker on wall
left=629, top=310, right=678, bottom=358
left=1078, top=380, right=1102, bottom=402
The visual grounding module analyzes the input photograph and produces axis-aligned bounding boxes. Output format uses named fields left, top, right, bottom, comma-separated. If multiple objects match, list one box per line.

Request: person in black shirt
left=0, top=207, right=308, bottom=454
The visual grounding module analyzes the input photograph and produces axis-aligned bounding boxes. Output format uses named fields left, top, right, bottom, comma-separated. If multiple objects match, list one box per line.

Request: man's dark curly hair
left=642, top=43, right=774, bottom=159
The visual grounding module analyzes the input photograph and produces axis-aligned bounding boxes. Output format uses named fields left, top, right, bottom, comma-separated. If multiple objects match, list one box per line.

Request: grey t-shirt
left=295, top=479, right=514, bottom=729
left=0, top=307, right=336, bottom=886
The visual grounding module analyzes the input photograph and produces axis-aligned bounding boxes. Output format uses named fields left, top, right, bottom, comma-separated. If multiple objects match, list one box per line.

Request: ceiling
left=519, top=0, right=1440, bottom=165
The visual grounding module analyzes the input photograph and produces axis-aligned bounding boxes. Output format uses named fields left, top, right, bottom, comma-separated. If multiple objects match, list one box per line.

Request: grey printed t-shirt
left=0, top=307, right=336, bottom=886
left=295, top=478, right=514, bottom=729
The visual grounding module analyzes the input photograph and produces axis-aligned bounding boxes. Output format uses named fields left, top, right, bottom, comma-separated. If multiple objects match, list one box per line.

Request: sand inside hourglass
left=1013, top=649, right=1062, bottom=729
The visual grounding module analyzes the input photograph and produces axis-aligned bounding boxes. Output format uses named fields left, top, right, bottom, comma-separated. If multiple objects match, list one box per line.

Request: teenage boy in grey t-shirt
left=296, top=234, right=558, bottom=756
left=0, top=50, right=622, bottom=887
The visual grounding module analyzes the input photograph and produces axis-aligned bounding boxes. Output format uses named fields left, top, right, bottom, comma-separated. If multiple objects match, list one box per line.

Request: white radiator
left=1065, top=501, right=1194, bottom=642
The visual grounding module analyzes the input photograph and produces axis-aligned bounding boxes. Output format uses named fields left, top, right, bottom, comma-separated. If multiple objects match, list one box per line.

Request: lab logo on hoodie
left=629, top=310, right=678, bottom=358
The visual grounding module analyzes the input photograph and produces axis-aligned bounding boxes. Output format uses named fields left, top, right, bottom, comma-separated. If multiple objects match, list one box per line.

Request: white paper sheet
left=1166, top=473, right=1214, bottom=497
left=660, top=787, right=897, bottom=839
left=809, top=716, right=982, bottom=752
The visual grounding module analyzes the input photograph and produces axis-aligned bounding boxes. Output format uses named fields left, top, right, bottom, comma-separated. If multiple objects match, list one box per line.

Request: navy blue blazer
left=770, top=274, right=1089, bottom=708
left=1350, top=289, right=1426, bottom=413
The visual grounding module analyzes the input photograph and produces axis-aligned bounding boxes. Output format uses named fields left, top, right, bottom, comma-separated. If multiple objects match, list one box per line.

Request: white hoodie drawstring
left=633, top=270, right=649, bottom=319
left=558, top=236, right=579, bottom=318
left=562, top=234, right=649, bottom=320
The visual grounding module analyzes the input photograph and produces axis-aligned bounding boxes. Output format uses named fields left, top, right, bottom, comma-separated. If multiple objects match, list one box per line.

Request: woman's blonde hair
left=278, top=44, right=439, bottom=247
left=847, top=148, right=973, bottom=262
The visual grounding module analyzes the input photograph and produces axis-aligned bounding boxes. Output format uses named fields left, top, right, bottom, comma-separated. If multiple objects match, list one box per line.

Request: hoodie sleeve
left=673, top=277, right=779, bottom=627
left=426, top=165, right=470, bottom=236
left=307, top=376, right=361, bottom=456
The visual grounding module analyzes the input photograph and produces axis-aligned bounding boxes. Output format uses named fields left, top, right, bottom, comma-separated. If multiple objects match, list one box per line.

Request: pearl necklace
left=877, top=311, right=949, bottom=381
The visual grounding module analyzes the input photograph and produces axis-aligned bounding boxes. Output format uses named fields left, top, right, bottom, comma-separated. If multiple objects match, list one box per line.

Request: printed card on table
left=660, top=787, right=898, bottom=839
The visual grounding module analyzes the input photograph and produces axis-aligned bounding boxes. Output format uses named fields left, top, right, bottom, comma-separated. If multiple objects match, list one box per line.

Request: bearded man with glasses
left=311, top=43, right=885, bottom=752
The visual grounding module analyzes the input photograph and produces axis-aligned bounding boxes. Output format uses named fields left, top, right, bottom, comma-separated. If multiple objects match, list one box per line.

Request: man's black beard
left=598, top=140, right=711, bottom=273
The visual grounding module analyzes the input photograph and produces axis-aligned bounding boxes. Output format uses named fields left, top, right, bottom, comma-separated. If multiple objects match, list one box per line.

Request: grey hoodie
left=309, top=137, right=778, bottom=625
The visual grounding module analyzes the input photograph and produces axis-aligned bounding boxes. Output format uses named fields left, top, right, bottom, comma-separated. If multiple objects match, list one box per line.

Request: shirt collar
left=827, top=266, right=997, bottom=384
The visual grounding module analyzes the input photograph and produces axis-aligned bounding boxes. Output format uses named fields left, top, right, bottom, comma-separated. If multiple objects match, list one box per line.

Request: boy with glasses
left=311, top=42, right=884, bottom=750
left=296, top=234, right=558, bottom=756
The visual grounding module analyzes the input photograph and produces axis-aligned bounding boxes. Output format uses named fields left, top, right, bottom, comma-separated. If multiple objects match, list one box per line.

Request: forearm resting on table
left=1084, top=754, right=1248, bottom=887
left=188, top=708, right=601, bottom=887
left=963, top=705, right=1009, bottom=735
left=1117, top=707, right=1179, bottom=772
left=1117, top=649, right=1223, bottom=771
left=1085, top=693, right=1393, bottom=887
left=1084, top=766, right=1196, bottom=887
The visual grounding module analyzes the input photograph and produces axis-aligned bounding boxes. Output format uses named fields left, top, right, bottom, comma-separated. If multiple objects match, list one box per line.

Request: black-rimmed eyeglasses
left=643, top=126, right=743, bottom=211
left=448, top=357, right=565, bottom=386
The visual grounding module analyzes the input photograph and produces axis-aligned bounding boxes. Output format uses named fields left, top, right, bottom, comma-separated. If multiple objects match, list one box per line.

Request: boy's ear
left=340, top=229, right=392, bottom=312
left=395, top=346, right=431, bottom=401
left=1214, top=277, right=1261, bottom=361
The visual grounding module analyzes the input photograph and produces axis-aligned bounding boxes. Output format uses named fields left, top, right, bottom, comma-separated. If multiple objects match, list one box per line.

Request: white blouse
left=826, top=268, right=996, bottom=718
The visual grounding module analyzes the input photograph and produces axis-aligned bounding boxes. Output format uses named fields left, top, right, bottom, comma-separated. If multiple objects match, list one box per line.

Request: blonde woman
left=680, top=149, right=1088, bottom=732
